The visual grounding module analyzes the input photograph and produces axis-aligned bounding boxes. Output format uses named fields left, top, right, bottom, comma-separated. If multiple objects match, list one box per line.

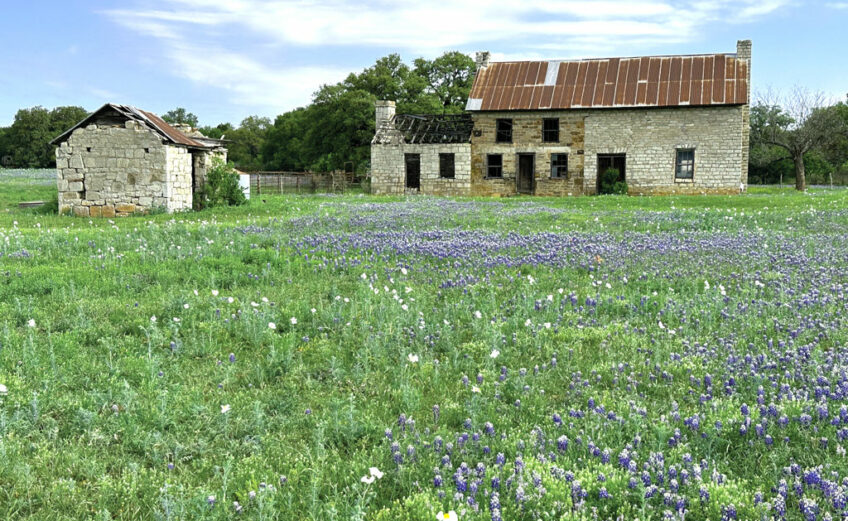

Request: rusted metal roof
left=466, top=53, right=748, bottom=111
left=51, top=103, right=222, bottom=148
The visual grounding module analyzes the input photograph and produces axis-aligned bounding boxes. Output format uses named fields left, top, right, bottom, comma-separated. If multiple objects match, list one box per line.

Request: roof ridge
left=488, top=52, right=736, bottom=65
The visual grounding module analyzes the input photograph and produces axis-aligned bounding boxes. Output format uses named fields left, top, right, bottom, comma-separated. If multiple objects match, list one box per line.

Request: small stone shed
left=51, top=103, right=227, bottom=216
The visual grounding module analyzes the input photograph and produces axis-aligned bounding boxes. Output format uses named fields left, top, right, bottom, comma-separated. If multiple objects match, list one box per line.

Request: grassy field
left=1, top=171, right=848, bottom=520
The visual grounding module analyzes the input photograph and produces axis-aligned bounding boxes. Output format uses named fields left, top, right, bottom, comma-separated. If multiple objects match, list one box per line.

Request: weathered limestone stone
left=73, top=206, right=89, bottom=217
left=55, top=117, right=227, bottom=216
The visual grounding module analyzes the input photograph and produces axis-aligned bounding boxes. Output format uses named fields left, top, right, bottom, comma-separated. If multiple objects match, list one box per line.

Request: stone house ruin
left=371, top=101, right=473, bottom=195
left=51, top=103, right=227, bottom=216
left=372, top=40, right=751, bottom=196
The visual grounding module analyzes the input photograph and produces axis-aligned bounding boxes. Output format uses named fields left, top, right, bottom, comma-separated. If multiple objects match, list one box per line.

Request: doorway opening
left=517, top=153, right=535, bottom=194
left=597, top=153, right=626, bottom=193
left=405, top=153, right=420, bottom=190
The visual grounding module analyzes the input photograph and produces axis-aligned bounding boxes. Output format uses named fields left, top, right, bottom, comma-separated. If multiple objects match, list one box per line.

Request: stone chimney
left=475, top=51, right=491, bottom=70
left=736, top=39, right=751, bottom=62
left=736, top=40, right=752, bottom=99
left=375, top=100, right=396, bottom=130
left=737, top=39, right=752, bottom=190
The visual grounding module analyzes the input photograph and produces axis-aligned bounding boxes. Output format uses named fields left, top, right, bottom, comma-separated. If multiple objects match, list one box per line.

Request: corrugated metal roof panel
left=467, top=52, right=748, bottom=111
left=51, top=103, right=219, bottom=148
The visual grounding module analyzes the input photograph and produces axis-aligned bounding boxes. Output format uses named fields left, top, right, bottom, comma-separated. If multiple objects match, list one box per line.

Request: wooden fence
left=247, top=171, right=358, bottom=195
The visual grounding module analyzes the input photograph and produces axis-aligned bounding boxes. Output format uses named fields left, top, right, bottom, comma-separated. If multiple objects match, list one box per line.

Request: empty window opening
left=439, top=153, right=455, bottom=179
left=551, top=154, right=568, bottom=178
left=487, top=154, right=503, bottom=178
left=496, top=119, right=513, bottom=143
left=543, top=118, right=560, bottom=143
left=675, top=149, right=695, bottom=180
left=86, top=147, right=92, bottom=152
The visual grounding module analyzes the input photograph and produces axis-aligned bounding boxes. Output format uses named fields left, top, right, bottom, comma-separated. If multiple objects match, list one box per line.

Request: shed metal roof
left=51, top=103, right=224, bottom=149
left=466, top=53, right=748, bottom=111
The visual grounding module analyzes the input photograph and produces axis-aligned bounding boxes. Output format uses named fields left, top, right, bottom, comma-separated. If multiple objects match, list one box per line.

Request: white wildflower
left=221, top=404, right=231, bottom=414
left=407, top=354, right=419, bottom=364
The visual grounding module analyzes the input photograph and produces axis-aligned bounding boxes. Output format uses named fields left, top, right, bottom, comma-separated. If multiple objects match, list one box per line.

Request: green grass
left=0, top=174, right=847, bottom=520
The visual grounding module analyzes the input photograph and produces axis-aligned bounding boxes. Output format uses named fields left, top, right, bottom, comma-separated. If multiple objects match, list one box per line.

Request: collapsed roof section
left=50, top=103, right=225, bottom=149
left=373, top=113, right=473, bottom=145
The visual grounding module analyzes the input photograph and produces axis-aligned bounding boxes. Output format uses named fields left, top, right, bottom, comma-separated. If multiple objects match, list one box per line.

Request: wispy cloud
left=826, top=2, right=848, bottom=8
left=102, top=0, right=790, bottom=114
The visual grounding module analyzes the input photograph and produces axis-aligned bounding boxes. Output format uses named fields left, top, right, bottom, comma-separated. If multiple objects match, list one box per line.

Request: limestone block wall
left=583, top=105, right=746, bottom=195
left=56, top=121, right=169, bottom=216
left=165, top=146, right=193, bottom=211
left=371, top=143, right=471, bottom=195
left=192, top=148, right=228, bottom=194
left=470, top=113, right=586, bottom=196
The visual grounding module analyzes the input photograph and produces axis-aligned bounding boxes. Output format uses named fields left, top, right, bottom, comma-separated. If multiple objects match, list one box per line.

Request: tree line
left=2, top=50, right=847, bottom=190
left=0, top=51, right=476, bottom=175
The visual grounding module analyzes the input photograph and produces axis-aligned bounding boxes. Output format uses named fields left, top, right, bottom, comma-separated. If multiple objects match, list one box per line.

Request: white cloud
left=102, top=0, right=790, bottom=114
left=165, top=41, right=347, bottom=110
left=826, top=2, right=848, bottom=7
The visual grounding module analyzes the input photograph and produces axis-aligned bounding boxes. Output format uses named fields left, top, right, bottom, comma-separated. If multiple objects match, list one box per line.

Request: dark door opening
left=405, top=153, right=420, bottom=190
left=517, top=153, right=535, bottom=194
left=597, top=154, right=626, bottom=192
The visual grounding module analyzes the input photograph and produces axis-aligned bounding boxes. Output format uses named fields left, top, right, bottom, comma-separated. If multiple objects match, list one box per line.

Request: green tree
left=0, top=127, right=9, bottom=166
left=751, top=89, right=846, bottom=191
left=413, top=51, right=476, bottom=113
left=261, top=107, right=310, bottom=171
left=49, top=106, right=89, bottom=138
left=306, top=86, right=375, bottom=171
left=259, top=51, right=475, bottom=172
left=198, top=122, right=234, bottom=140
left=1, top=106, right=88, bottom=168
left=226, top=116, right=271, bottom=171
left=162, top=108, right=199, bottom=127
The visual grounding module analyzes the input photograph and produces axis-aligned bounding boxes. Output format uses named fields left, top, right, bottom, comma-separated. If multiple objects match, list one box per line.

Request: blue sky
left=1, top=0, right=846, bottom=127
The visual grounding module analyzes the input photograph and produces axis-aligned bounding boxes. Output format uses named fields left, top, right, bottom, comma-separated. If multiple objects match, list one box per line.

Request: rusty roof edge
left=486, top=52, right=739, bottom=66
left=136, top=109, right=208, bottom=148
left=466, top=102, right=747, bottom=113
left=50, top=102, right=217, bottom=149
